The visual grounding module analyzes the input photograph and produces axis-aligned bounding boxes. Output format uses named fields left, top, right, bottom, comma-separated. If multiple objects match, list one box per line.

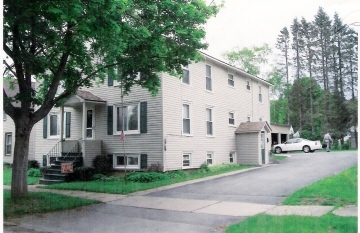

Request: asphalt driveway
left=5, top=151, right=357, bottom=233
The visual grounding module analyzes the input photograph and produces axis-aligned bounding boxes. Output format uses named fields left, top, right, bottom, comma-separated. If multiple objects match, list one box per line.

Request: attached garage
left=235, top=122, right=272, bottom=166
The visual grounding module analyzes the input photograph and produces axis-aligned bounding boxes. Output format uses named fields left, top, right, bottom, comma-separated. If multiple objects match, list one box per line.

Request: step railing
left=62, top=138, right=83, bottom=163
left=44, top=139, right=64, bottom=166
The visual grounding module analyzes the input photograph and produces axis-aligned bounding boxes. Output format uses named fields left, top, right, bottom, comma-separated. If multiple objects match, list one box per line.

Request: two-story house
left=5, top=52, right=272, bottom=174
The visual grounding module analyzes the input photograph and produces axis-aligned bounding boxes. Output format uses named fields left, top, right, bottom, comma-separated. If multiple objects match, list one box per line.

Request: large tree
left=223, top=44, right=271, bottom=77
left=3, top=0, right=220, bottom=198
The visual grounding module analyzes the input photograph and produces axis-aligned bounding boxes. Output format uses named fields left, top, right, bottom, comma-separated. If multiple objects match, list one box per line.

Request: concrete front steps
left=39, top=154, right=83, bottom=185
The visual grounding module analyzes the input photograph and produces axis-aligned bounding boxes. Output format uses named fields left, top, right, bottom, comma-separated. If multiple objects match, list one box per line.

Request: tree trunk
left=11, top=120, right=33, bottom=198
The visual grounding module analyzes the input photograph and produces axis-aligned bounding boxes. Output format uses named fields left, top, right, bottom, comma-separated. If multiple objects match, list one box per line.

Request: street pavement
left=4, top=151, right=358, bottom=233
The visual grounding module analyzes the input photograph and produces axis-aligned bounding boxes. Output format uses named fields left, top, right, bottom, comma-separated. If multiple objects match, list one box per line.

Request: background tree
left=3, top=0, right=220, bottom=198
left=223, top=43, right=271, bottom=76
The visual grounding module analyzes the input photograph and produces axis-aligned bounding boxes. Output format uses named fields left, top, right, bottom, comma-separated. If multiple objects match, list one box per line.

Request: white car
left=273, top=138, right=322, bottom=154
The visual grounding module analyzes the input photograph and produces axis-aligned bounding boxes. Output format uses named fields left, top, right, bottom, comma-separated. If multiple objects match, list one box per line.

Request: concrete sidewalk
left=3, top=169, right=357, bottom=218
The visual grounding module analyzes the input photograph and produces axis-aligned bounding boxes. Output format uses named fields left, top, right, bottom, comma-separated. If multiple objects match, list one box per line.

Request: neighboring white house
left=5, top=52, right=273, bottom=171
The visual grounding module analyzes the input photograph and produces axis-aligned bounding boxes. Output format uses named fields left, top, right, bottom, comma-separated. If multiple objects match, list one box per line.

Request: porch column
left=82, top=102, right=87, bottom=162
left=60, top=106, right=64, bottom=153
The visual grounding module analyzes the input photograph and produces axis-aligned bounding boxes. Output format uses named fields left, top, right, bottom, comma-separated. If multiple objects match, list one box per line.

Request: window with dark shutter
left=140, top=154, right=147, bottom=169
left=43, top=116, right=48, bottom=138
left=140, top=102, right=147, bottom=133
left=108, top=74, right=114, bottom=86
left=107, top=106, right=113, bottom=135
left=65, top=112, right=71, bottom=138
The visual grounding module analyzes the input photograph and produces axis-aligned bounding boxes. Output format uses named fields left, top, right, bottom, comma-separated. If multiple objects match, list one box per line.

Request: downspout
left=161, top=73, right=166, bottom=172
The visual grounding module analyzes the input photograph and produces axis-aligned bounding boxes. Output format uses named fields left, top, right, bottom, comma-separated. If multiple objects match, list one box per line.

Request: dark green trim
left=140, top=154, right=147, bottom=169
left=43, top=116, right=47, bottom=138
left=65, top=112, right=71, bottom=138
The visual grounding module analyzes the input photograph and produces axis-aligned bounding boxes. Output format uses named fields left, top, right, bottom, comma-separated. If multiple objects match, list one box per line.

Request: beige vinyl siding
left=162, top=57, right=270, bottom=170
left=85, top=83, right=164, bottom=168
left=236, top=132, right=260, bottom=165
left=33, top=107, right=81, bottom=165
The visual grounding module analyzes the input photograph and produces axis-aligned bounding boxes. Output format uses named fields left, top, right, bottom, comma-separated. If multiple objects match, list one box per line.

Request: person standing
left=323, top=132, right=333, bottom=152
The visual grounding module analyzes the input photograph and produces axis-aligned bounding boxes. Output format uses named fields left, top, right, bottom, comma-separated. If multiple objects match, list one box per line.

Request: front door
left=261, top=131, right=265, bottom=164
left=86, top=108, right=95, bottom=139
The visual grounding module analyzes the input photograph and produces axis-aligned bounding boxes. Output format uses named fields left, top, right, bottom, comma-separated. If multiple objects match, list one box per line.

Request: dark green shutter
left=65, top=112, right=71, bottom=138
left=107, top=106, right=113, bottom=135
left=140, top=154, right=147, bottom=169
left=140, top=102, right=147, bottom=133
left=43, top=116, right=47, bottom=138
left=108, top=74, right=114, bottom=86
left=43, top=155, right=47, bottom=166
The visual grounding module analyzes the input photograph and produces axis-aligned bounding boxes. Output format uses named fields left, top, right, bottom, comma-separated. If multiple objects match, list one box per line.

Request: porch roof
left=235, top=121, right=272, bottom=134
left=63, top=90, right=106, bottom=107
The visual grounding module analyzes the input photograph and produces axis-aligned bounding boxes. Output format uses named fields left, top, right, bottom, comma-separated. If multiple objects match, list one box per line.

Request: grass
left=3, top=190, right=99, bottom=218
left=39, top=164, right=253, bottom=194
left=226, top=213, right=357, bottom=233
left=274, top=155, right=288, bottom=160
left=226, top=166, right=358, bottom=233
left=283, top=166, right=357, bottom=207
left=3, top=168, right=41, bottom=185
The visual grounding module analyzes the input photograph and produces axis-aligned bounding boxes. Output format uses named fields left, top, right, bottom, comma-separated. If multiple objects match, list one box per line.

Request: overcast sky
left=203, top=0, right=360, bottom=59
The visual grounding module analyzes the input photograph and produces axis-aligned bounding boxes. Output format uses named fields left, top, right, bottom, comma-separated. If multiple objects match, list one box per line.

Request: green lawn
left=226, top=166, right=358, bottom=233
left=39, top=164, right=253, bottom=194
left=3, top=168, right=40, bottom=185
left=3, top=190, right=99, bottom=218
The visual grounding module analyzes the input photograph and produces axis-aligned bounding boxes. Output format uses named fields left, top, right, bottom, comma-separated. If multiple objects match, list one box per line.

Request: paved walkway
left=3, top=167, right=357, bottom=218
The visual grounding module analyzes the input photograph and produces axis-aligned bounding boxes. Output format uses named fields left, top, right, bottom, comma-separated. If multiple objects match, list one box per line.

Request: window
left=5, top=133, right=12, bottom=156
left=182, top=104, right=191, bottom=135
left=3, top=111, right=6, bottom=121
left=183, top=153, right=191, bottom=167
left=228, top=74, right=234, bottom=87
left=206, top=108, right=213, bottom=136
left=246, top=80, right=251, bottom=91
left=49, top=113, right=60, bottom=137
left=114, top=154, right=140, bottom=169
left=247, top=116, right=251, bottom=122
left=259, top=86, right=262, bottom=103
left=229, top=152, right=235, bottom=163
left=229, top=112, right=235, bottom=125
left=115, top=103, right=140, bottom=134
left=206, top=152, right=213, bottom=165
left=182, top=66, right=190, bottom=85
left=112, top=66, right=140, bottom=87
left=206, top=64, right=212, bottom=91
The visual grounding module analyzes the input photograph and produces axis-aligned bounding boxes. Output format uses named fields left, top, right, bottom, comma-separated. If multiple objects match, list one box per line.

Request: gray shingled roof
left=76, top=90, right=105, bottom=102
left=235, top=121, right=272, bottom=133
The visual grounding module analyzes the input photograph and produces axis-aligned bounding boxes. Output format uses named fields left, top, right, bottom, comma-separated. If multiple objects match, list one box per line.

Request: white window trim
left=259, top=85, right=263, bottom=103
left=228, top=73, right=234, bottom=87
left=229, top=151, right=236, bottom=163
left=228, top=111, right=235, bottom=127
left=205, top=64, right=212, bottom=92
left=113, top=103, right=140, bottom=135
left=47, top=112, right=67, bottom=139
left=182, top=102, right=192, bottom=136
left=247, top=115, right=251, bottom=122
left=5, top=132, right=12, bottom=156
left=246, top=79, right=251, bottom=91
left=182, top=65, right=190, bottom=85
left=206, top=108, right=214, bottom=137
left=113, top=153, right=140, bottom=169
left=206, top=152, right=214, bottom=165
left=182, top=152, right=192, bottom=169
left=3, top=111, right=7, bottom=121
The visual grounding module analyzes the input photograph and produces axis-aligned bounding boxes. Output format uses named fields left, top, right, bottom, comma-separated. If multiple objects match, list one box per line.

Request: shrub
left=68, top=167, right=96, bottom=181
left=92, top=155, right=112, bottom=175
left=28, top=160, right=40, bottom=169
left=4, top=162, right=12, bottom=169
left=126, top=172, right=169, bottom=183
left=199, top=163, right=210, bottom=172
left=27, top=168, right=42, bottom=177
left=342, top=141, right=350, bottom=150
left=167, top=170, right=186, bottom=179
left=333, top=141, right=339, bottom=150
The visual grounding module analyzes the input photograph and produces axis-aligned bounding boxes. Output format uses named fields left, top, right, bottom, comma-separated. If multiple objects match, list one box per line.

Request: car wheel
left=303, top=146, right=310, bottom=153
left=275, top=147, right=282, bottom=154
